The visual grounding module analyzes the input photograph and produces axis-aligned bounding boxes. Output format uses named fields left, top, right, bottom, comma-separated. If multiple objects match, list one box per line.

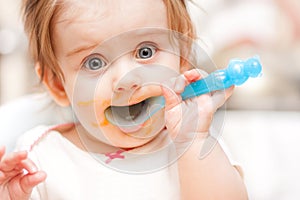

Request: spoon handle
left=181, top=56, right=262, bottom=100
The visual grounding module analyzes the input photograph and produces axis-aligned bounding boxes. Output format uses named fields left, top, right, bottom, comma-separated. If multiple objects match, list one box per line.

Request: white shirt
left=16, top=125, right=181, bottom=200
left=16, top=125, right=241, bottom=200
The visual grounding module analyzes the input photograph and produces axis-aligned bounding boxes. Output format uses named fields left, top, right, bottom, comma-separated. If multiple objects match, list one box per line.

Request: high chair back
left=0, top=93, right=73, bottom=152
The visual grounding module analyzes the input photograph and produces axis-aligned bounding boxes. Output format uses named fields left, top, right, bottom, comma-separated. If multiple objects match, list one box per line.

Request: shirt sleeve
left=218, top=137, right=244, bottom=178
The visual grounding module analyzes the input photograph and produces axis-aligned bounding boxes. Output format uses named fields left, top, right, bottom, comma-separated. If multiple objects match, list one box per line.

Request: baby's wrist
left=194, top=131, right=209, bottom=139
left=172, top=131, right=209, bottom=154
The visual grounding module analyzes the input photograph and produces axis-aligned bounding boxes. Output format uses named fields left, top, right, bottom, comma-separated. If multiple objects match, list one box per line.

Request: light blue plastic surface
left=181, top=56, right=262, bottom=100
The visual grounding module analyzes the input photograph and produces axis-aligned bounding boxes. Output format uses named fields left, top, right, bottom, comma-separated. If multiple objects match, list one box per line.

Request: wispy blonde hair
left=22, top=0, right=196, bottom=81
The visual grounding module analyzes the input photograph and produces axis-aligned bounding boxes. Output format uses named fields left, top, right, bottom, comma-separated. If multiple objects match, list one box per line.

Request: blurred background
left=0, top=0, right=40, bottom=104
left=0, top=0, right=299, bottom=199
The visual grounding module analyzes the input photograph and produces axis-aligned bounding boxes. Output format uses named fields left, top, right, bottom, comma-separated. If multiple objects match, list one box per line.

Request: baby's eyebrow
left=67, top=44, right=98, bottom=57
left=66, top=31, right=168, bottom=57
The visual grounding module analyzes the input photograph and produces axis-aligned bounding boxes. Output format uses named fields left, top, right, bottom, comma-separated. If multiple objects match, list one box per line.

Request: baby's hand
left=0, top=146, right=46, bottom=200
left=161, top=69, right=234, bottom=142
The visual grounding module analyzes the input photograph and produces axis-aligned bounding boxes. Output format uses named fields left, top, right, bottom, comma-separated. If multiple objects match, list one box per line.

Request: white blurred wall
left=0, top=0, right=39, bottom=104
left=189, top=0, right=300, bottom=111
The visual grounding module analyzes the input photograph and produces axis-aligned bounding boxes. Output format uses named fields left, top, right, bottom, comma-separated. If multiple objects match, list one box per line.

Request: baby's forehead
left=55, top=0, right=109, bottom=25
left=54, top=0, right=167, bottom=26
left=52, top=0, right=169, bottom=41
left=50, top=0, right=174, bottom=57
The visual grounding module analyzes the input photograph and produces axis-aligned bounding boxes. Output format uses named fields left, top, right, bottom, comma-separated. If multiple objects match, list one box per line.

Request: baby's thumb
left=20, top=171, right=47, bottom=194
left=160, top=83, right=181, bottom=111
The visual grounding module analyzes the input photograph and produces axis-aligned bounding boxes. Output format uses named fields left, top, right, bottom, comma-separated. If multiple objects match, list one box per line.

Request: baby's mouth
left=104, top=97, right=164, bottom=133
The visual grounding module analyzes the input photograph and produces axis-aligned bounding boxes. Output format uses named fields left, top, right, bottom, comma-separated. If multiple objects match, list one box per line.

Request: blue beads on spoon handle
left=181, top=56, right=262, bottom=100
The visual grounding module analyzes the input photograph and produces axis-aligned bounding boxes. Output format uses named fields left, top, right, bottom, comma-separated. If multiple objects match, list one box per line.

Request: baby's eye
left=82, top=54, right=107, bottom=71
left=135, top=44, right=157, bottom=60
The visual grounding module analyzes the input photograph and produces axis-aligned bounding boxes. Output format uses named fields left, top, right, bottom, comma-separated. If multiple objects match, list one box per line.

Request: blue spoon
left=181, top=56, right=262, bottom=100
left=105, top=56, right=262, bottom=128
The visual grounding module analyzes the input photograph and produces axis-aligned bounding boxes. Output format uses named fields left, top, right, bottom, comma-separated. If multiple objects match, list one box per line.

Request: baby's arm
left=161, top=70, right=248, bottom=199
left=0, top=146, right=46, bottom=200
left=177, top=137, right=247, bottom=199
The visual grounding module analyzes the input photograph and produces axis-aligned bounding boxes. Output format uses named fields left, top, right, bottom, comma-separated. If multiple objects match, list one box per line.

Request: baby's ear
left=35, top=63, right=70, bottom=107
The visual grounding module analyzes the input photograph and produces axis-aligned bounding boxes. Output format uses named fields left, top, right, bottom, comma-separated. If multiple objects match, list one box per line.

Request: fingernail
left=30, top=166, right=37, bottom=173
left=174, top=85, right=182, bottom=92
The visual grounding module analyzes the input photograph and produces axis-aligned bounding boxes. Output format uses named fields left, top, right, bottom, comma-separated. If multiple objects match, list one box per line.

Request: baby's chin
left=100, top=109, right=166, bottom=148
left=107, top=129, right=160, bottom=150
left=103, top=126, right=165, bottom=151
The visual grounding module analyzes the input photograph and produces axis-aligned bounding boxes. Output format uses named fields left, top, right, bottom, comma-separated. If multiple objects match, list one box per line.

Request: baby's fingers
left=183, top=69, right=205, bottom=83
left=0, top=151, right=28, bottom=172
left=211, top=86, right=235, bottom=110
left=19, top=171, right=47, bottom=194
left=0, top=146, right=5, bottom=160
left=7, top=171, right=47, bottom=199
left=0, top=150, right=38, bottom=183
left=161, top=76, right=185, bottom=111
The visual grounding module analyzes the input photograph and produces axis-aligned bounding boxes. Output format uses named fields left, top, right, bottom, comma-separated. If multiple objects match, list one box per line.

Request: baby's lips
left=118, top=124, right=143, bottom=133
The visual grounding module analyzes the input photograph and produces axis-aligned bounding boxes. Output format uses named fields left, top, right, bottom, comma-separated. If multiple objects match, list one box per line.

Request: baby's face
left=52, top=0, right=183, bottom=148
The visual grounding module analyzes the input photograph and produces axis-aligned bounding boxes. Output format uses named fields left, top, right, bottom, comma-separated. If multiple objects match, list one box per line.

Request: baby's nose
left=115, top=81, right=140, bottom=93
left=113, top=69, right=143, bottom=93
left=111, top=56, right=142, bottom=93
